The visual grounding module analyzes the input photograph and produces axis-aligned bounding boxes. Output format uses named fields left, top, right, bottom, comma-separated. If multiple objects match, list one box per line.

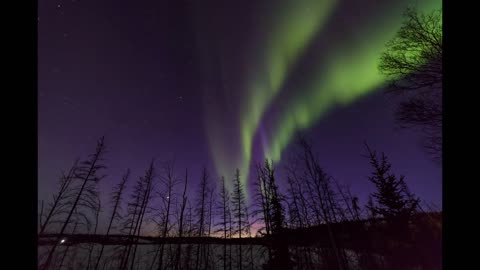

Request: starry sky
left=39, top=0, right=442, bottom=229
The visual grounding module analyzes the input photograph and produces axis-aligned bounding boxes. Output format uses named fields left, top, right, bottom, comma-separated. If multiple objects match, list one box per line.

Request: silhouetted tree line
left=38, top=6, right=441, bottom=270
left=38, top=134, right=441, bottom=270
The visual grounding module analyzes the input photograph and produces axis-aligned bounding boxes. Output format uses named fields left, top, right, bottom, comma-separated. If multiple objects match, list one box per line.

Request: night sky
left=39, top=0, right=442, bottom=231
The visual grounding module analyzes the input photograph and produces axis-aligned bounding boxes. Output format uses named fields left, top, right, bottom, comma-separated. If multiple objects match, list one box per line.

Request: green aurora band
left=263, top=0, right=442, bottom=163
left=206, top=0, right=441, bottom=199
left=238, top=0, right=337, bottom=193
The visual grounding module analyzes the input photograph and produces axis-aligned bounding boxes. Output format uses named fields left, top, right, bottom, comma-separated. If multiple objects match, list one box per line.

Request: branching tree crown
left=379, top=7, right=442, bottom=162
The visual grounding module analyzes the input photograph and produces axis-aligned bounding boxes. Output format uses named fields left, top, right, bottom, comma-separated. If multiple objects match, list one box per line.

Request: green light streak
left=265, top=0, right=442, bottom=163
left=205, top=0, right=441, bottom=200
left=239, top=0, right=337, bottom=192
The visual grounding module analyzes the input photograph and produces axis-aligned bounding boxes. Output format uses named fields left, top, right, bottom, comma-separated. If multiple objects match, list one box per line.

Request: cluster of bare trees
left=38, top=137, right=259, bottom=270
left=38, top=134, right=441, bottom=270
left=39, top=137, right=106, bottom=270
left=278, top=139, right=360, bottom=269
left=38, top=6, right=442, bottom=270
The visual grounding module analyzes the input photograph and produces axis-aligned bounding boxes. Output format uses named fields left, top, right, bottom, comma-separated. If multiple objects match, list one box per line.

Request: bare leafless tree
left=94, top=169, right=130, bottom=270
left=254, top=162, right=271, bottom=239
left=41, top=137, right=107, bottom=270
left=87, top=197, right=102, bottom=269
left=256, top=160, right=291, bottom=270
left=231, top=169, right=248, bottom=270
left=294, top=138, right=347, bottom=270
left=127, top=161, right=156, bottom=270
left=216, top=176, right=232, bottom=270
left=118, top=161, right=155, bottom=270
left=182, top=200, right=195, bottom=269
left=205, top=185, right=216, bottom=270
left=150, top=162, right=179, bottom=270
left=119, top=173, right=144, bottom=269
left=379, top=7, right=442, bottom=162
left=243, top=205, right=255, bottom=270
left=172, top=168, right=189, bottom=270
left=194, top=168, right=210, bottom=270
left=284, top=154, right=318, bottom=269
left=39, top=159, right=79, bottom=235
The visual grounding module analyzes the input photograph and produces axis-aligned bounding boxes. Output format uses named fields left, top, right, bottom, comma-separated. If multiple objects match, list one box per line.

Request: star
left=62, top=97, right=71, bottom=105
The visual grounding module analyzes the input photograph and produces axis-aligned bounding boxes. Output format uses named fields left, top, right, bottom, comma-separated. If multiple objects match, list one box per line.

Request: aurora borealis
left=200, top=0, right=441, bottom=196
left=39, top=0, right=442, bottom=214
left=201, top=0, right=337, bottom=191
left=263, top=0, right=442, bottom=162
